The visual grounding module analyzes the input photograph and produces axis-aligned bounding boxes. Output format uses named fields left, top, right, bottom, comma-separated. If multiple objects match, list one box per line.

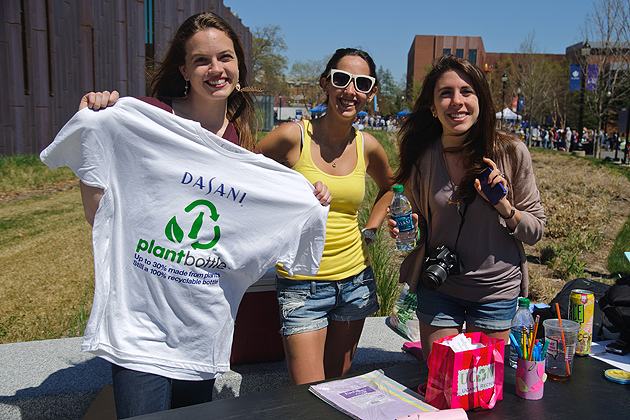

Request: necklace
left=310, top=124, right=354, bottom=168
left=442, top=150, right=465, bottom=208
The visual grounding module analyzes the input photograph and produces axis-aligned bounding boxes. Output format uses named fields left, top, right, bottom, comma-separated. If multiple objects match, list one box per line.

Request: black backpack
left=532, top=278, right=611, bottom=340
left=598, top=275, right=630, bottom=344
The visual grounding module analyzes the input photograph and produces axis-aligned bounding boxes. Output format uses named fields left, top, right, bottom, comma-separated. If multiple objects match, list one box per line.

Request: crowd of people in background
left=280, top=113, right=402, bottom=132
left=502, top=122, right=626, bottom=155
left=354, top=114, right=401, bottom=131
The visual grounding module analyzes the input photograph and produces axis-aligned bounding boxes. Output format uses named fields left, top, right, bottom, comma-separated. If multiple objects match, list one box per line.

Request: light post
left=576, top=42, right=590, bottom=152
left=278, top=93, right=283, bottom=123
left=501, top=72, right=508, bottom=129
left=600, top=90, right=612, bottom=158
left=516, top=87, right=522, bottom=138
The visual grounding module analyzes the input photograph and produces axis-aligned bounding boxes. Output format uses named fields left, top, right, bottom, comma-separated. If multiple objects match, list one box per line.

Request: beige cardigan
left=399, top=139, right=546, bottom=298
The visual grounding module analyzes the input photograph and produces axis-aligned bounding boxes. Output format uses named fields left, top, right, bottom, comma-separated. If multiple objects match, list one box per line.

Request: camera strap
left=454, top=195, right=475, bottom=251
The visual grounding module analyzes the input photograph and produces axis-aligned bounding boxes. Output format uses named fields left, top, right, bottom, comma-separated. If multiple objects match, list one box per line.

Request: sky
left=224, top=0, right=597, bottom=83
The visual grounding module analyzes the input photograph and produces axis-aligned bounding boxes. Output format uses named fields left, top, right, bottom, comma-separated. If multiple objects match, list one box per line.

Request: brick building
left=407, top=35, right=489, bottom=91
left=407, top=34, right=564, bottom=92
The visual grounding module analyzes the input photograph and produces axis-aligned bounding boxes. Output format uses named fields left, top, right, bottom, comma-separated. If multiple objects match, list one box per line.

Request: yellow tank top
left=276, top=120, right=369, bottom=280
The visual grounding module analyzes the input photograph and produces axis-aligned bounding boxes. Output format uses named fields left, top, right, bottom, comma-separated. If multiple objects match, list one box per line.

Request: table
left=132, top=355, right=630, bottom=419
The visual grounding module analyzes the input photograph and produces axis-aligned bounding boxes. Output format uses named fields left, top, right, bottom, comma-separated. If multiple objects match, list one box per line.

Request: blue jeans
left=276, top=266, right=379, bottom=336
left=415, top=281, right=518, bottom=331
left=111, top=364, right=215, bottom=419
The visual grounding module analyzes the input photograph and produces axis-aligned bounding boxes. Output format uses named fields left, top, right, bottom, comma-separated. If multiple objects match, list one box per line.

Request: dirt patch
left=524, top=150, right=630, bottom=302
left=0, top=178, right=81, bottom=205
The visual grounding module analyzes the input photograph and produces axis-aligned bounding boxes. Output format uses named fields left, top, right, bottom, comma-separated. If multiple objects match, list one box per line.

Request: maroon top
left=137, top=97, right=239, bottom=145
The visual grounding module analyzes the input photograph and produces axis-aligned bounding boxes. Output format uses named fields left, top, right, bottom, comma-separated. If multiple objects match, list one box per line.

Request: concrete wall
left=0, top=317, right=417, bottom=420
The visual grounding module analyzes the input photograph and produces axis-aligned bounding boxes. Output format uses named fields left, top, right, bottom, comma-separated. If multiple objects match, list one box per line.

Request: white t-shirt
left=40, top=98, right=328, bottom=380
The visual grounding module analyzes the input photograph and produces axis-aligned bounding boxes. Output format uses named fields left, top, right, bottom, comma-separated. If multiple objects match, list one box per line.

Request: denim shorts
left=416, top=281, right=517, bottom=331
left=275, top=266, right=380, bottom=336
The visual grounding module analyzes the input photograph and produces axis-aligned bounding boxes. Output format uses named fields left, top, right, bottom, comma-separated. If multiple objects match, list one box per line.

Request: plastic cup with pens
left=509, top=318, right=547, bottom=400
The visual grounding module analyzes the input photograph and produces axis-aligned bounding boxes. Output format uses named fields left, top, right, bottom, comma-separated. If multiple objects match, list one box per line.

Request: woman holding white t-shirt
left=76, top=12, right=331, bottom=419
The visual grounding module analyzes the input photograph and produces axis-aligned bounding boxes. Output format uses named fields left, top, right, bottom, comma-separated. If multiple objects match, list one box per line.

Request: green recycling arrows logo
left=165, top=199, right=221, bottom=249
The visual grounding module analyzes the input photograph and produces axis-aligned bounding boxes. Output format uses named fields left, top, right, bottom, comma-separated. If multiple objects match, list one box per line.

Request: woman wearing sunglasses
left=257, top=48, right=394, bottom=385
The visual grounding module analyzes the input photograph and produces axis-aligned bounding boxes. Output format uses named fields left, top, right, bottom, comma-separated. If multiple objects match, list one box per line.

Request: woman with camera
left=389, top=55, right=545, bottom=359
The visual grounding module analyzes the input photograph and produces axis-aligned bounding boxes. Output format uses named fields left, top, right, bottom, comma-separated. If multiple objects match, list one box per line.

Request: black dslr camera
left=421, top=246, right=463, bottom=290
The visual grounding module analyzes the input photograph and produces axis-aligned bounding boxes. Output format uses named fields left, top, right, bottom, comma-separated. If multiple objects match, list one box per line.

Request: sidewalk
left=0, top=317, right=416, bottom=420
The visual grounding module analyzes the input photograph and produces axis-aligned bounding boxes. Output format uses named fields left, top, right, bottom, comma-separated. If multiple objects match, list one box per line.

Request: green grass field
left=1, top=136, right=630, bottom=343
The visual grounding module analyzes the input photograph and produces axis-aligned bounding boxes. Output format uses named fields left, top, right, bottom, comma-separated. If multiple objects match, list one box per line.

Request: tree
left=375, top=67, right=404, bottom=116
left=513, top=33, right=566, bottom=143
left=407, top=64, right=433, bottom=106
left=486, top=55, right=517, bottom=129
left=546, top=59, right=572, bottom=130
left=290, top=57, right=329, bottom=109
left=251, top=25, right=288, bottom=96
left=580, top=0, right=630, bottom=156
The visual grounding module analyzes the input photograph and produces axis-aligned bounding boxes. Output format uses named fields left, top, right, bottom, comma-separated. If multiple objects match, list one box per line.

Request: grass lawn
left=1, top=140, right=630, bottom=343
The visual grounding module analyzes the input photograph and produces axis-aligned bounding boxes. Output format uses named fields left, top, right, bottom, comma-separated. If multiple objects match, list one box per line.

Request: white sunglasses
left=328, top=69, right=376, bottom=94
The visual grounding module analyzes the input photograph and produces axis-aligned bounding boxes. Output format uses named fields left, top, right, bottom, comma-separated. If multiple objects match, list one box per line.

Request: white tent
left=496, top=107, right=522, bottom=121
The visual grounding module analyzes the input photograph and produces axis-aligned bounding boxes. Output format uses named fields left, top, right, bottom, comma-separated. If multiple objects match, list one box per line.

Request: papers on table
left=309, top=369, right=436, bottom=420
left=589, top=341, right=630, bottom=372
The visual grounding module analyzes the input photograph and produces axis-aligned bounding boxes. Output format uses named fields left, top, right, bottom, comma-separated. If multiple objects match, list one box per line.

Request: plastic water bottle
left=509, top=297, right=534, bottom=368
left=390, top=184, right=417, bottom=251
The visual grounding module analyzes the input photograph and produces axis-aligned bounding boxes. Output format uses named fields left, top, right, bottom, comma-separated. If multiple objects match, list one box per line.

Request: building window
left=45, top=0, right=54, bottom=96
left=145, top=0, right=155, bottom=93
left=456, top=49, right=464, bottom=59
left=443, top=48, right=451, bottom=56
left=20, top=0, right=30, bottom=95
left=468, top=49, right=477, bottom=65
left=144, top=0, right=154, bottom=50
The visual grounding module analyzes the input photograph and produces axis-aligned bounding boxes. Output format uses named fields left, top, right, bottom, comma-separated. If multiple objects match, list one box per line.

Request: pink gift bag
left=425, top=332, right=504, bottom=411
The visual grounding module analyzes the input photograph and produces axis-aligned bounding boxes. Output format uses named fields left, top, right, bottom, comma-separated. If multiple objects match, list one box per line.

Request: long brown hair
left=395, top=55, right=518, bottom=202
left=148, top=12, right=256, bottom=152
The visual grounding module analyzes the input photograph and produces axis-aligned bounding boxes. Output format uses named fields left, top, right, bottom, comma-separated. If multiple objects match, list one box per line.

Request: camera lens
left=421, top=264, right=448, bottom=290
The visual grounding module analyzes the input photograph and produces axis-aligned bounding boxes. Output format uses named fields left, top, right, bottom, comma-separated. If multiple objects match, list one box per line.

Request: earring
left=184, top=80, right=189, bottom=98
left=235, top=83, right=241, bottom=92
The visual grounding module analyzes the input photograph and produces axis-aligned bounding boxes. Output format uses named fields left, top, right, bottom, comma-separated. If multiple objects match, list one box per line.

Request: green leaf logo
left=164, top=200, right=221, bottom=248
left=165, top=216, right=184, bottom=243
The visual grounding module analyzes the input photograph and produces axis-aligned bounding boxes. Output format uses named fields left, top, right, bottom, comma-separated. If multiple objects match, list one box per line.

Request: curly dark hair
left=395, top=55, right=518, bottom=202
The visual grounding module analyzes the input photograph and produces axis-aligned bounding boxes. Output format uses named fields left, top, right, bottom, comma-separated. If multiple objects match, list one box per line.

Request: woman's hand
left=475, top=157, right=521, bottom=228
left=313, top=181, right=332, bottom=206
left=387, top=207, right=419, bottom=239
left=79, top=90, right=120, bottom=111
left=474, top=157, right=508, bottom=204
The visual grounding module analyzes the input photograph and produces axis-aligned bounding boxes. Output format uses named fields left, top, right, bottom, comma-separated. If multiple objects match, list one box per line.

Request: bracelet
left=501, top=206, right=516, bottom=220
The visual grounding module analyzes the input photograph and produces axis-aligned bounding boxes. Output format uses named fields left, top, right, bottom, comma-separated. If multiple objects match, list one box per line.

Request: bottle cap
left=518, top=297, right=530, bottom=307
left=605, top=369, right=630, bottom=384
left=393, top=184, right=404, bottom=193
